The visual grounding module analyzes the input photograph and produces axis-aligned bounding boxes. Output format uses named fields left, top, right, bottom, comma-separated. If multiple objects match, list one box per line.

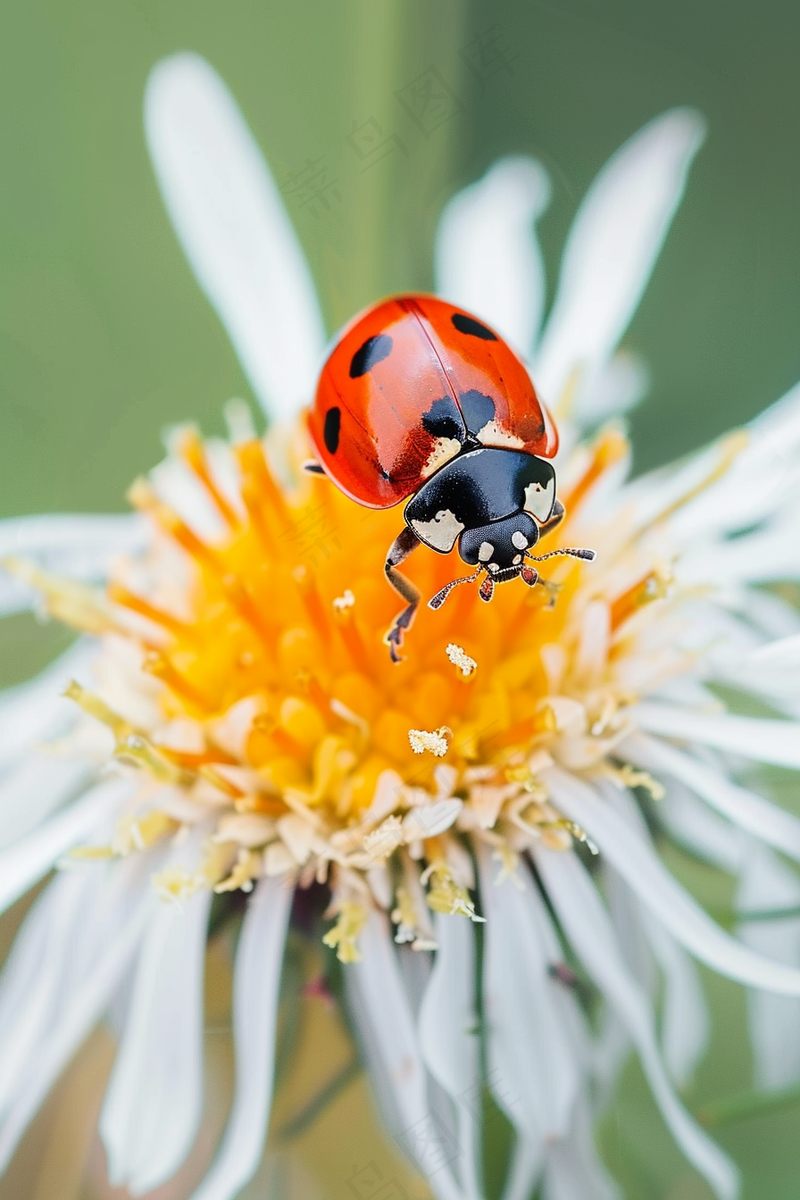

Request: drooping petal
left=645, top=914, right=709, bottom=1088
left=0, top=862, right=152, bottom=1170
left=100, top=871, right=211, bottom=1194
left=599, top=784, right=708, bottom=1087
left=346, top=910, right=464, bottom=1200
left=736, top=844, right=800, bottom=1090
left=0, top=870, right=96, bottom=1116
left=545, top=766, right=800, bottom=996
left=534, top=847, right=738, bottom=1200
left=144, top=53, right=326, bottom=421
left=478, top=848, right=584, bottom=1200
left=534, top=109, right=705, bottom=410
left=435, top=157, right=551, bottom=357
left=631, top=704, right=800, bottom=770
left=0, top=777, right=132, bottom=916
left=418, top=911, right=482, bottom=1200
left=541, top=1097, right=621, bottom=1200
left=625, top=733, right=800, bottom=862
left=0, top=515, right=145, bottom=616
left=188, top=874, right=292, bottom=1200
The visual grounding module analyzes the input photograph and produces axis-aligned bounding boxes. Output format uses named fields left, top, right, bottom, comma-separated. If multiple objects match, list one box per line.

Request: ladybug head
left=457, top=512, right=539, bottom=573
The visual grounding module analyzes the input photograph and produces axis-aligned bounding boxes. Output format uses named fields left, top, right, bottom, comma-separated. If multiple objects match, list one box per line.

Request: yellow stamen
left=322, top=900, right=367, bottom=962
left=602, top=762, right=666, bottom=801
left=609, top=564, right=673, bottom=631
left=408, top=727, right=452, bottom=757
left=421, top=860, right=485, bottom=922
left=563, top=427, right=629, bottom=514
left=214, top=847, right=262, bottom=893
left=114, top=810, right=180, bottom=855
left=4, top=559, right=113, bottom=634
left=446, top=642, right=477, bottom=678
left=176, top=425, right=240, bottom=528
left=152, top=866, right=207, bottom=903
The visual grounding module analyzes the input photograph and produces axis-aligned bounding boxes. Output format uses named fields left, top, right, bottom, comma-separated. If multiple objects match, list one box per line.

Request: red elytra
left=307, top=294, right=558, bottom=509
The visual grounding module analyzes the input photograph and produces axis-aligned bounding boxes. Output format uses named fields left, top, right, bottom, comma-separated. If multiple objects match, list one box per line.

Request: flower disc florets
left=42, top=414, right=708, bottom=960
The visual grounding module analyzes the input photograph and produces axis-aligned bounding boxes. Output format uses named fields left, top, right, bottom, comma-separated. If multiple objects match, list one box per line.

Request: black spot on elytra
left=451, top=312, right=497, bottom=340
left=349, top=334, right=393, bottom=378
left=459, top=389, right=496, bottom=435
left=323, top=407, right=341, bottom=454
left=421, top=396, right=464, bottom=441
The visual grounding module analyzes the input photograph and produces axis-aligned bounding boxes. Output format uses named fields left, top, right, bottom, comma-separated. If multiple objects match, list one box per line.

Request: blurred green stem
left=696, top=1082, right=800, bottom=1128
left=277, top=1053, right=362, bottom=1141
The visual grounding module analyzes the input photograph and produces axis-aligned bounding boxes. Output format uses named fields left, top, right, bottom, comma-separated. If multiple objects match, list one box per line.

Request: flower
left=3, top=50, right=800, bottom=1200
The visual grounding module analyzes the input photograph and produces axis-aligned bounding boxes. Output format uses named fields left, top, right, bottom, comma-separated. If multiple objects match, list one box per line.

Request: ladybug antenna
left=428, top=566, right=484, bottom=611
left=525, top=547, right=597, bottom=563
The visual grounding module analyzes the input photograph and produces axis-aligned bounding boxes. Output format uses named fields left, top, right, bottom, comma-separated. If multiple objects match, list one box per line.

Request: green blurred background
left=1, top=0, right=800, bottom=1196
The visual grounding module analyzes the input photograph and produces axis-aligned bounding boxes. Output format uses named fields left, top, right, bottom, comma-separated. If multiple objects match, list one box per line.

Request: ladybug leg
left=537, top=498, right=565, bottom=539
left=383, top=527, right=422, bottom=663
left=302, top=460, right=326, bottom=475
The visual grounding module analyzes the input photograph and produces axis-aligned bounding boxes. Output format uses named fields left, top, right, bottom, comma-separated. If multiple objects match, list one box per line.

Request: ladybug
left=306, top=295, right=595, bottom=661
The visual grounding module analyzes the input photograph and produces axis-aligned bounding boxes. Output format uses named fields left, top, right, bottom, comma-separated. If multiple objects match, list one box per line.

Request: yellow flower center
left=13, top=413, right=734, bottom=959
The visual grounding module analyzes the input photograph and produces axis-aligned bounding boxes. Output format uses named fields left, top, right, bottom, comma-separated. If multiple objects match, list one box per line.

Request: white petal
left=659, top=781, right=744, bottom=875
left=145, top=54, right=326, bottom=421
left=745, top=633, right=800, bottom=671
left=0, top=640, right=92, bottom=768
left=0, top=867, right=151, bottom=1170
left=435, top=157, right=551, bottom=357
left=545, top=766, right=800, bottom=996
left=542, top=1097, right=621, bottom=1200
left=667, top=379, right=800, bottom=541
left=679, top=518, right=800, bottom=587
left=626, top=732, right=800, bottom=862
left=478, top=847, right=584, bottom=1200
left=0, top=777, right=132, bottom=916
left=631, top=703, right=800, bottom=770
left=346, top=911, right=463, bottom=1200
left=403, top=799, right=463, bottom=840
left=0, top=756, right=93, bottom=851
left=0, top=870, right=95, bottom=1115
left=570, top=350, right=650, bottom=428
left=646, top=916, right=709, bottom=1088
left=534, top=847, right=738, bottom=1200
left=418, top=912, right=482, bottom=1200
left=534, top=109, right=705, bottom=409
left=0, top=515, right=145, bottom=616
left=736, top=844, right=800, bottom=1090
left=600, top=783, right=709, bottom=1087
left=188, top=875, right=291, bottom=1200
left=100, top=879, right=211, bottom=1193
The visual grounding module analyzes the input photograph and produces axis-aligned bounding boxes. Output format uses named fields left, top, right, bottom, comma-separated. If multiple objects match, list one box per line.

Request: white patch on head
left=487, top=563, right=500, bottom=574
left=410, top=509, right=464, bottom=552
left=477, top=419, right=524, bottom=450
left=421, top=437, right=462, bottom=479
left=478, top=541, right=494, bottom=562
left=524, top=477, right=556, bottom=523
left=513, top=554, right=522, bottom=565
left=511, top=530, right=528, bottom=550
